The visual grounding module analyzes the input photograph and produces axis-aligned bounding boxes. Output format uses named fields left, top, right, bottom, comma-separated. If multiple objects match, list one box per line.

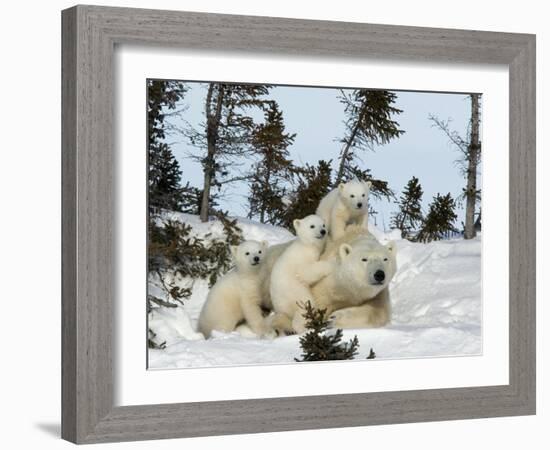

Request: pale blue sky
left=166, top=83, right=478, bottom=231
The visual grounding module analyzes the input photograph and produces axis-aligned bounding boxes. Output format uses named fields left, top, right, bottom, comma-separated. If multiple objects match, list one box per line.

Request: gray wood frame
left=62, top=4, right=536, bottom=444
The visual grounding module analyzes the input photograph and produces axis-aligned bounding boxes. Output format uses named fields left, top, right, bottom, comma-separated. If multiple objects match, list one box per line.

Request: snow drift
left=148, top=213, right=481, bottom=369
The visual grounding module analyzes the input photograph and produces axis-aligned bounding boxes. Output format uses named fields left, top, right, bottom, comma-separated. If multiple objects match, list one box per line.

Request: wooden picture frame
left=61, top=5, right=536, bottom=444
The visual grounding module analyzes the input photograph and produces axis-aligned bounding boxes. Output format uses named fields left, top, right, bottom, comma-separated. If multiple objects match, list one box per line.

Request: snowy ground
left=148, top=213, right=482, bottom=369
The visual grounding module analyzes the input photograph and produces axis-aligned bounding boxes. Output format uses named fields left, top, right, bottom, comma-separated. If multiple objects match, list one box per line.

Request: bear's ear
left=364, top=180, right=372, bottom=189
left=293, top=219, right=301, bottom=231
left=230, top=245, right=239, bottom=258
left=339, top=243, right=353, bottom=260
left=261, top=240, right=269, bottom=249
left=385, top=241, right=396, bottom=253
left=338, top=183, right=346, bottom=193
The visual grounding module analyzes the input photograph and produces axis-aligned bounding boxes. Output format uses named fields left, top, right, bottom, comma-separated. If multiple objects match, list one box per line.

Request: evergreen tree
left=335, top=89, right=404, bottom=191
left=295, top=301, right=360, bottom=362
left=148, top=212, right=243, bottom=295
left=147, top=211, right=244, bottom=349
left=248, top=102, right=296, bottom=224
left=281, top=160, right=332, bottom=229
left=147, top=80, right=188, bottom=212
left=416, top=193, right=458, bottom=243
left=186, top=83, right=273, bottom=222
left=474, top=208, right=482, bottom=232
left=176, top=183, right=221, bottom=216
left=391, top=176, right=424, bottom=239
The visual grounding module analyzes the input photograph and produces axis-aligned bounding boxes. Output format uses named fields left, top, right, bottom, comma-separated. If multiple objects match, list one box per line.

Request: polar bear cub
left=316, top=178, right=372, bottom=240
left=198, top=240, right=273, bottom=338
left=270, top=214, right=333, bottom=334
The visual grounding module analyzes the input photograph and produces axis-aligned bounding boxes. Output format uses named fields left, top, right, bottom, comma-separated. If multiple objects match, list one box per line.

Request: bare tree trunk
left=335, top=118, right=361, bottom=186
left=199, top=151, right=214, bottom=223
left=259, top=165, right=272, bottom=224
left=200, top=84, right=225, bottom=222
left=397, top=207, right=408, bottom=238
left=335, top=100, right=370, bottom=185
left=464, top=94, right=481, bottom=239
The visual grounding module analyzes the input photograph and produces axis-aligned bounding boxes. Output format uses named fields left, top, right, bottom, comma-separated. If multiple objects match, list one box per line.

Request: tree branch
left=428, top=114, right=468, bottom=152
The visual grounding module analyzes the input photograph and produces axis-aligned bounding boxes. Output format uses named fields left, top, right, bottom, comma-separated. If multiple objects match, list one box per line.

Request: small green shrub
left=295, top=301, right=360, bottom=362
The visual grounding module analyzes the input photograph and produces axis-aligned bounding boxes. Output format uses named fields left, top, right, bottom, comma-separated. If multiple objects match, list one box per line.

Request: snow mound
left=148, top=214, right=481, bottom=369
left=159, top=211, right=294, bottom=245
left=149, top=306, right=203, bottom=346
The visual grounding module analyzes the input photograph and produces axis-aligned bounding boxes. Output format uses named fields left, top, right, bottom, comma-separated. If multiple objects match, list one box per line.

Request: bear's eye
left=310, top=225, right=315, bottom=229
left=384, top=257, right=388, bottom=261
left=362, top=258, right=368, bottom=262
left=245, top=252, right=250, bottom=256
left=258, top=250, right=262, bottom=254
left=350, top=194, right=355, bottom=198
left=362, top=194, right=365, bottom=197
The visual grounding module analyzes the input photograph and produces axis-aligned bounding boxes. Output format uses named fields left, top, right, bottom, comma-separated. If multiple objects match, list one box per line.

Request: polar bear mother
left=314, top=226, right=397, bottom=329
left=260, top=225, right=397, bottom=332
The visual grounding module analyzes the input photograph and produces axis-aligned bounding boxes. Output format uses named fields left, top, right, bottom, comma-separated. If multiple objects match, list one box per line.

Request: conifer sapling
left=295, top=301, right=360, bottom=362
left=416, top=192, right=458, bottom=242
left=391, top=176, right=424, bottom=240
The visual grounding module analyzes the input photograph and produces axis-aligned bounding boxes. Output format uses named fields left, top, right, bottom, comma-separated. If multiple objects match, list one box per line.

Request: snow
left=158, top=210, right=294, bottom=245
left=148, top=214, right=481, bottom=369
left=148, top=306, right=203, bottom=346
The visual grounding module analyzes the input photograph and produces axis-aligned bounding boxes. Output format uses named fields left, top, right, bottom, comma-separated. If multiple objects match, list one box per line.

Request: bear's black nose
left=320, top=229, right=326, bottom=236
left=374, top=270, right=385, bottom=282
left=357, top=202, right=363, bottom=208
left=254, top=256, right=260, bottom=262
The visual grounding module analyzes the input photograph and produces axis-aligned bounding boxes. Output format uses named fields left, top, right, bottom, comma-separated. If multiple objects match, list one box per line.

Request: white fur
left=269, top=214, right=333, bottom=334
left=316, top=179, right=372, bottom=240
left=198, top=240, right=273, bottom=338
left=313, top=228, right=397, bottom=329
left=257, top=242, right=290, bottom=311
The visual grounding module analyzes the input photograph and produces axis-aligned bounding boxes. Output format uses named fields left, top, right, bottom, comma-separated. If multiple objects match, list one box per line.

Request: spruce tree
left=186, top=83, right=273, bottom=222
left=147, top=212, right=244, bottom=349
left=391, top=176, right=424, bottom=239
left=416, top=193, right=458, bottom=243
left=295, top=301, right=360, bottom=362
left=248, top=102, right=296, bottom=224
left=335, top=89, right=404, bottom=192
left=147, top=80, right=188, bottom=212
left=281, top=160, right=332, bottom=229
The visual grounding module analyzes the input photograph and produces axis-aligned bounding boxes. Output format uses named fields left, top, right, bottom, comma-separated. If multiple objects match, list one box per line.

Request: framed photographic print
left=62, top=5, right=536, bottom=444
